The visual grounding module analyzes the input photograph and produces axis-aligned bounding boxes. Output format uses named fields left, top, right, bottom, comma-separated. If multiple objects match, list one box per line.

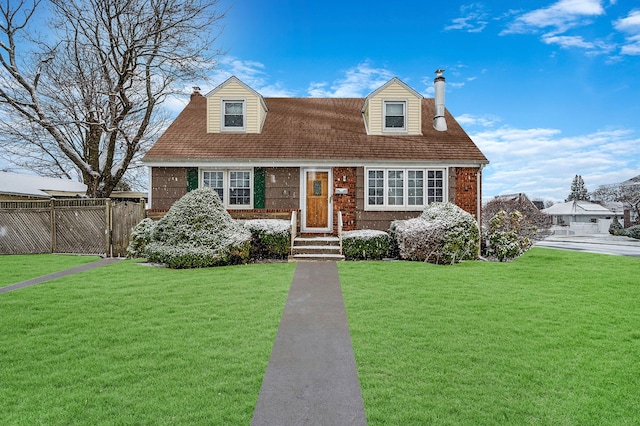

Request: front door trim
left=300, top=167, right=333, bottom=233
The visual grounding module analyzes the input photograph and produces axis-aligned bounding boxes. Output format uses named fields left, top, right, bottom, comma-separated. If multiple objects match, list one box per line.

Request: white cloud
left=541, top=34, right=615, bottom=53
left=614, top=10, right=640, bottom=55
left=502, top=0, right=605, bottom=35
left=306, top=62, right=395, bottom=97
left=445, top=3, right=489, bottom=33
left=471, top=124, right=640, bottom=201
left=456, top=113, right=502, bottom=128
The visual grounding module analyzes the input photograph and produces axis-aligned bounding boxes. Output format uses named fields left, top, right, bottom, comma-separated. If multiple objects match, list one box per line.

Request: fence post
left=105, top=199, right=112, bottom=257
left=50, top=199, right=56, bottom=253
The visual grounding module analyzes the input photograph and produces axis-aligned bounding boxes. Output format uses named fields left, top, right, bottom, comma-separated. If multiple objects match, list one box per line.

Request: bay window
left=366, top=168, right=445, bottom=210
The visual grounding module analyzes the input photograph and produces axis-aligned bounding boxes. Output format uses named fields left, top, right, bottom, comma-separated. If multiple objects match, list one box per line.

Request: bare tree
left=592, top=178, right=640, bottom=225
left=0, top=0, right=224, bottom=197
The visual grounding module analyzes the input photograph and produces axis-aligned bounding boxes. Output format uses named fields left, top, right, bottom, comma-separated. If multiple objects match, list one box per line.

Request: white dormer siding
left=362, top=78, right=422, bottom=136
left=206, top=76, right=268, bottom=134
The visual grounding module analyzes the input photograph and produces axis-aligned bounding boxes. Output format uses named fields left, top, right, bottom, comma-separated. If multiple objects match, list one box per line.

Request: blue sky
left=168, top=0, right=640, bottom=202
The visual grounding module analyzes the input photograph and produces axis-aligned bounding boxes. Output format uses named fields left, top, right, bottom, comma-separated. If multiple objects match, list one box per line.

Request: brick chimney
left=191, top=86, right=202, bottom=100
left=433, top=69, right=447, bottom=131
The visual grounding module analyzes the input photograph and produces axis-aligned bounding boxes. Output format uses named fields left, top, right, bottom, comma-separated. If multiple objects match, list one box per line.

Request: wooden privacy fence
left=0, top=199, right=145, bottom=257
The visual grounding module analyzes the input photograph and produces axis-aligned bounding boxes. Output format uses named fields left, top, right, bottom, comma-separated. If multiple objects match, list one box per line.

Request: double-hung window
left=366, top=168, right=445, bottom=210
left=222, top=100, right=245, bottom=131
left=383, top=101, right=406, bottom=131
left=202, top=170, right=252, bottom=208
left=202, top=171, right=224, bottom=201
left=229, top=171, right=251, bottom=206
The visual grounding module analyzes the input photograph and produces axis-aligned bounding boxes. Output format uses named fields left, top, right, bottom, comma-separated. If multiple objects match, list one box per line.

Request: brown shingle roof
left=143, top=95, right=488, bottom=164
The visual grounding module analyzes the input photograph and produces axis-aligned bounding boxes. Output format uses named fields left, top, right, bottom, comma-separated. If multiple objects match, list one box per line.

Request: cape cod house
left=143, top=72, right=489, bottom=234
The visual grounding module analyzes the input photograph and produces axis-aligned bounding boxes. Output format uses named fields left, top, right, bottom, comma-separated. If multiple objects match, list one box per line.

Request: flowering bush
left=342, top=230, right=390, bottom=260
left=243, top=219, right=290, bottom=260
left=389, top=203, right=480, bottom=264
left=484, top=210, right=532, bottom=261
left=145, top=188, right=251, bottom=268
left=127, top=218, right=155, bottom=258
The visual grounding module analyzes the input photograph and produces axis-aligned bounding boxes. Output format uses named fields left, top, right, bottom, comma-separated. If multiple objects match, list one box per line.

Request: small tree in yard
left=482, top=196, right=552, bottom=243
left=144, top=188, right=251, bottom=268
left=484, top=210, right=532, bottom=261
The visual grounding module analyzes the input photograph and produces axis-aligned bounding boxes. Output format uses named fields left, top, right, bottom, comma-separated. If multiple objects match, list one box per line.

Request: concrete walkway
left=0, top=257, right=122, bottom=294
left=252, top=262, right=367, bottom=426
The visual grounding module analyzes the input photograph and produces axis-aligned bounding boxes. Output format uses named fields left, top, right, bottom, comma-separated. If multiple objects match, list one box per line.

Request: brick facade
left=454, top=167, right=480, bottom=219
left=332, top=167, right=357, bottom=231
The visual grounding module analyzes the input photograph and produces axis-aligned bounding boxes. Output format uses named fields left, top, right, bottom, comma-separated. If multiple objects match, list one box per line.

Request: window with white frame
left=427, top=170, right=444, bottom=203
left=366, top=168, right=445, bottom=210
left=202, top=171, right=224, bottom=201
left=202, top=170, right=252, bottom=208
left=383, top=101, right=406, bottom=131
left=222, top=100, right=244, bottom=130
left=229, top=171, right=251, bottom=206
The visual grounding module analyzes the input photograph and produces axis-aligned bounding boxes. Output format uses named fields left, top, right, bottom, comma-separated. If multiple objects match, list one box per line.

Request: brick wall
left=333, top=167, right=357, bottom=231
left=454, top=167, right=480, bottom=219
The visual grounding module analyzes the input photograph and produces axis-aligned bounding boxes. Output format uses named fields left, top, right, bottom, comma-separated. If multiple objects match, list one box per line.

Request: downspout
left=477, top=164, right=485, bottom=257
left=147, top=166, right=153, bottom=210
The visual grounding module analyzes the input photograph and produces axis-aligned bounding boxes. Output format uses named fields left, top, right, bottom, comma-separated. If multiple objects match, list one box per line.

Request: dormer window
left=383, top=101, right=406, bottom=131
left=222, top=100, right=245, bottom=131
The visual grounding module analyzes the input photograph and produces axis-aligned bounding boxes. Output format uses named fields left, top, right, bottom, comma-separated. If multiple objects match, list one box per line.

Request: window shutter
left=187, top=168, right=198, bottom=192
left=254, top=167, right=266, bottom=208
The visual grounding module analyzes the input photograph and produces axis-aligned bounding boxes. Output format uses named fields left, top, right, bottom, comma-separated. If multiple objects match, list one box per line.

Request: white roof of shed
left=542, top=200, right=613, bottom=216
left=0, top=171, right=86, bottom=198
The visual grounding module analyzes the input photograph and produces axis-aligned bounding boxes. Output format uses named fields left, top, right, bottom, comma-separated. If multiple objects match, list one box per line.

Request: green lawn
left=2, top=250, right=639, bottom=425
left=0, top=259, right=295, bottom=425
left=0, top=254, right=101, bottom=287
left=339, top=248, right=640, bottom=425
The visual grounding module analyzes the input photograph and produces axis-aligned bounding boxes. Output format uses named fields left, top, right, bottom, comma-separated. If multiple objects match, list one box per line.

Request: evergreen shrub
left=243, top=219, right=291, bottom=260
left=342, top=230, right=390, bottom=260
left=145, top=188, right=251, bottom=268
left=626, top=225, right=640, bottom=240
left=609, top=217, right=624, bottom=236
left=389, top=202, right=480, bottom=264
left=127, top=218, right=156, bottom=258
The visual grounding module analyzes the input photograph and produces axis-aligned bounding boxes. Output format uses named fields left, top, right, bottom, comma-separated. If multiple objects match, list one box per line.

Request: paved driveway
left=535, top=234, right=640, bottom=257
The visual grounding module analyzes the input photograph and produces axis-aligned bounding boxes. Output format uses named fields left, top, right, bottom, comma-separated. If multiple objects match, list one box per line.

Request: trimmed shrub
left=243, top=219, right=291, bottom=260
left=609, top=216, right=624, bottom=236
left=342, top=230, right=390, bottom=260
left=484, top=210, right=532, bottom=262
left=145, top=188, right=251, bottom=268
left=389, top=203, right=480, bottom=264
left=127, top=217, right=156, bottom=258
left=627, top=225, right=640, bottom=240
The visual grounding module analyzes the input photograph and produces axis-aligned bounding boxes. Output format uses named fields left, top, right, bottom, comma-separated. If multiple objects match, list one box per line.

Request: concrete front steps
left=289, top=236, right=345, bottom=262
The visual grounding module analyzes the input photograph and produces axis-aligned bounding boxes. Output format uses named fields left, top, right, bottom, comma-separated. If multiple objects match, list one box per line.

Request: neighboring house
left=0, top=171, right=147, bottom=201
left=542, top=200, right=614, bottom=235
left=0, top=171, right=87, bottom=200
left=143, top=72, right=489, bottom=233
left=620, top=174, right=640, bottom=226
left=492, top=193, right=541, bottom=209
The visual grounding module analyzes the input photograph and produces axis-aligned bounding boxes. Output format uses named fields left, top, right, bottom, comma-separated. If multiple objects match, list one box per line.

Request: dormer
left=361, top=77, right=423, bottom=136
left=205, top=76, right=268, bottom=134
